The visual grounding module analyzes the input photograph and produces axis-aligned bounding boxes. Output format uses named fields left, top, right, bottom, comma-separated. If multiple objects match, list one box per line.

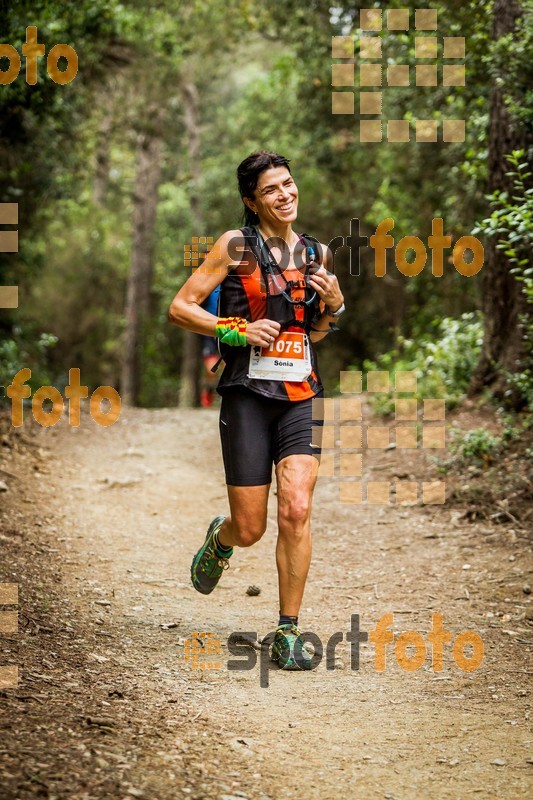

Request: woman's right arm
left=168, top=229, right=241, bottom=336
left=168, top=230, right=281, bottom=347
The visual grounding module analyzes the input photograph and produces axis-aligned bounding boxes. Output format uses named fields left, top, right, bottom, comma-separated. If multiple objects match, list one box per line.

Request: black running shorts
left=219, top=387, right=324, bottom=486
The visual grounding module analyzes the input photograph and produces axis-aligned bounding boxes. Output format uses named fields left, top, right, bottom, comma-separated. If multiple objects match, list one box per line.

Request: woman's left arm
left=308, top=244, right=344, bottom=343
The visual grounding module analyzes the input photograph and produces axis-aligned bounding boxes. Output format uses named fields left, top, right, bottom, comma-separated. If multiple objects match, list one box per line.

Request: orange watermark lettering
left=6, top=368, right=120, bottom=427
left=0, top=26, right=78, bottom=85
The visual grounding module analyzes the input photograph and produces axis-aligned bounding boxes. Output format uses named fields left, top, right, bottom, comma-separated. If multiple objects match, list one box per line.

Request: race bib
left=248, top=331, right=312, bottom=382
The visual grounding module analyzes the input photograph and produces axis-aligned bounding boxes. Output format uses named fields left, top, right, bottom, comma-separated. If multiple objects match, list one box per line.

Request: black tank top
left=216, top=226, right=324, bottom=401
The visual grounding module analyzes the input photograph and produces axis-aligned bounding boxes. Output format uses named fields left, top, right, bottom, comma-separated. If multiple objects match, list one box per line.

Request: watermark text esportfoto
left=186, top=218, right=484, bottom=279
left=185, top=612, right=485, bottom=688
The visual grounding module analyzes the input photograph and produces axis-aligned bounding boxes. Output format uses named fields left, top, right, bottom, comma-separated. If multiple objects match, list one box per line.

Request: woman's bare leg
left=274, top=454, right=318, bottom=616
left=217, top=484, right=270, bottom=548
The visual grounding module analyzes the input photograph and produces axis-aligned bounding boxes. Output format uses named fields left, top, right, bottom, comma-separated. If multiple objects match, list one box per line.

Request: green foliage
left=474, top=151, right=533, bottom=283
left=449, top=426, right=500, bottom=462
left=359, top=313, right=484, bottom=415
left=486, top=1, right=533, bottom=129
left=496, top=408, right=530, bottom=445
left=0, top=327, right=58, bottom=389
left=0, top=0, right=125, bottom=230
left=440, top=408, right=532, bottom=478
left=138, top=311, right=182, bottom=408
left=436, top=404, right=532, bottom=478
left=20, top=196, right=129, bottom=390
left=473, top=150, right=533, bottom=409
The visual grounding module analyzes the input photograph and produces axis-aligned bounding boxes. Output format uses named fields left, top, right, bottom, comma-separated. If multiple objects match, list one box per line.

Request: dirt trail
left=1, top=404, right=531, bottom=799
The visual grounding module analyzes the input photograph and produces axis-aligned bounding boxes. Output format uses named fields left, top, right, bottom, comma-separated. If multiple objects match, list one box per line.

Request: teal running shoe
left=271, top=624, right=314, bottom=671
left=190, top=516, right=232, bottom=595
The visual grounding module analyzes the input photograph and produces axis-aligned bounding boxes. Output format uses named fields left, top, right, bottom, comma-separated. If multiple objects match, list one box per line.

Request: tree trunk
left=93, top=96, right=113, bottom=206
left=469, top=0, right=530, bottom=407
left=121, top=129, right=163, bottom=406
left=179, top=80, right=203, bottom=407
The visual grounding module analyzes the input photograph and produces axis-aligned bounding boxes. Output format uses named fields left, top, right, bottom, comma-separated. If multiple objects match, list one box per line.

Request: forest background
left=0, top=0, right=531, bottom=426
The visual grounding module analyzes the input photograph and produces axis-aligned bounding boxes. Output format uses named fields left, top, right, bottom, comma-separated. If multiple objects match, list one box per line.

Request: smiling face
left=243, top=166, right=299, bottom=227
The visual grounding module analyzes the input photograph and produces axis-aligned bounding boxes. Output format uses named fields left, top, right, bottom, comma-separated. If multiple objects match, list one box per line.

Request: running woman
left=168, top=151, right=345, bottom=670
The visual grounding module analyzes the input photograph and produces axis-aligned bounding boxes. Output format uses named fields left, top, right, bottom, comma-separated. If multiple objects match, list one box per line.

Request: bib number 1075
left=247, top=331, right=311, bottom=382
left=266, top=338, right=303, bottom=355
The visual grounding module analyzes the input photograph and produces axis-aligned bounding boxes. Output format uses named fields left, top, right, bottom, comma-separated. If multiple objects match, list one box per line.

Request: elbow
left=168, top=299, right=184, bottom=327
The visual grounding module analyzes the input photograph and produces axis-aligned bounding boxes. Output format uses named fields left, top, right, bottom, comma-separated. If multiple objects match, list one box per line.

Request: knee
left=232, top=520, right=266, bottom=548
left=279, top=495, right=311, bottom=532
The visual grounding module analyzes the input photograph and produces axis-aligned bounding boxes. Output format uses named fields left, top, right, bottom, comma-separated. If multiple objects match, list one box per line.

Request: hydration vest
left=243, top=225, right=322, bottom=335
left=215, top=226, right=324, bottom=401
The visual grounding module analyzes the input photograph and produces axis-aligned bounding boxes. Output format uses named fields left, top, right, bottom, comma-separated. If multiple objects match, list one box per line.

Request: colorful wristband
left=215, top=316, right=248, bottom=346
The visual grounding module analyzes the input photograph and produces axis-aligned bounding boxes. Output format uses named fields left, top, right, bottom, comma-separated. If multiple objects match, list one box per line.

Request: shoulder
left=214, top=228, right=262, bottom=273
left=210, top=229, right=248, bottom=270
left=217, top=228, right=245, bottom=251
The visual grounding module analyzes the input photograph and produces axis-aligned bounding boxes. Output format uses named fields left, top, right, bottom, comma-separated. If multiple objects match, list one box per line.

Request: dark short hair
left=236, top=150, right=291, bottom=227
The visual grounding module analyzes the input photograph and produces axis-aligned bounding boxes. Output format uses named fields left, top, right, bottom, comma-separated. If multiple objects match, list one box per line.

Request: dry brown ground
left=0, top=400, right=531, bottom=800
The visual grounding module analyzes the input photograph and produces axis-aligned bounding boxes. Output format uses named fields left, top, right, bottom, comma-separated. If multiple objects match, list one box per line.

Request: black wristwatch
left=325, top=303, right=345, bottom=318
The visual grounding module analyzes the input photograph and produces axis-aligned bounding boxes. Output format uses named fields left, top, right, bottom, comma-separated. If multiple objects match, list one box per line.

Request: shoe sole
left=190, top=560, right=215, bottom=594
left=190, top=516, right=226, bottom=595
